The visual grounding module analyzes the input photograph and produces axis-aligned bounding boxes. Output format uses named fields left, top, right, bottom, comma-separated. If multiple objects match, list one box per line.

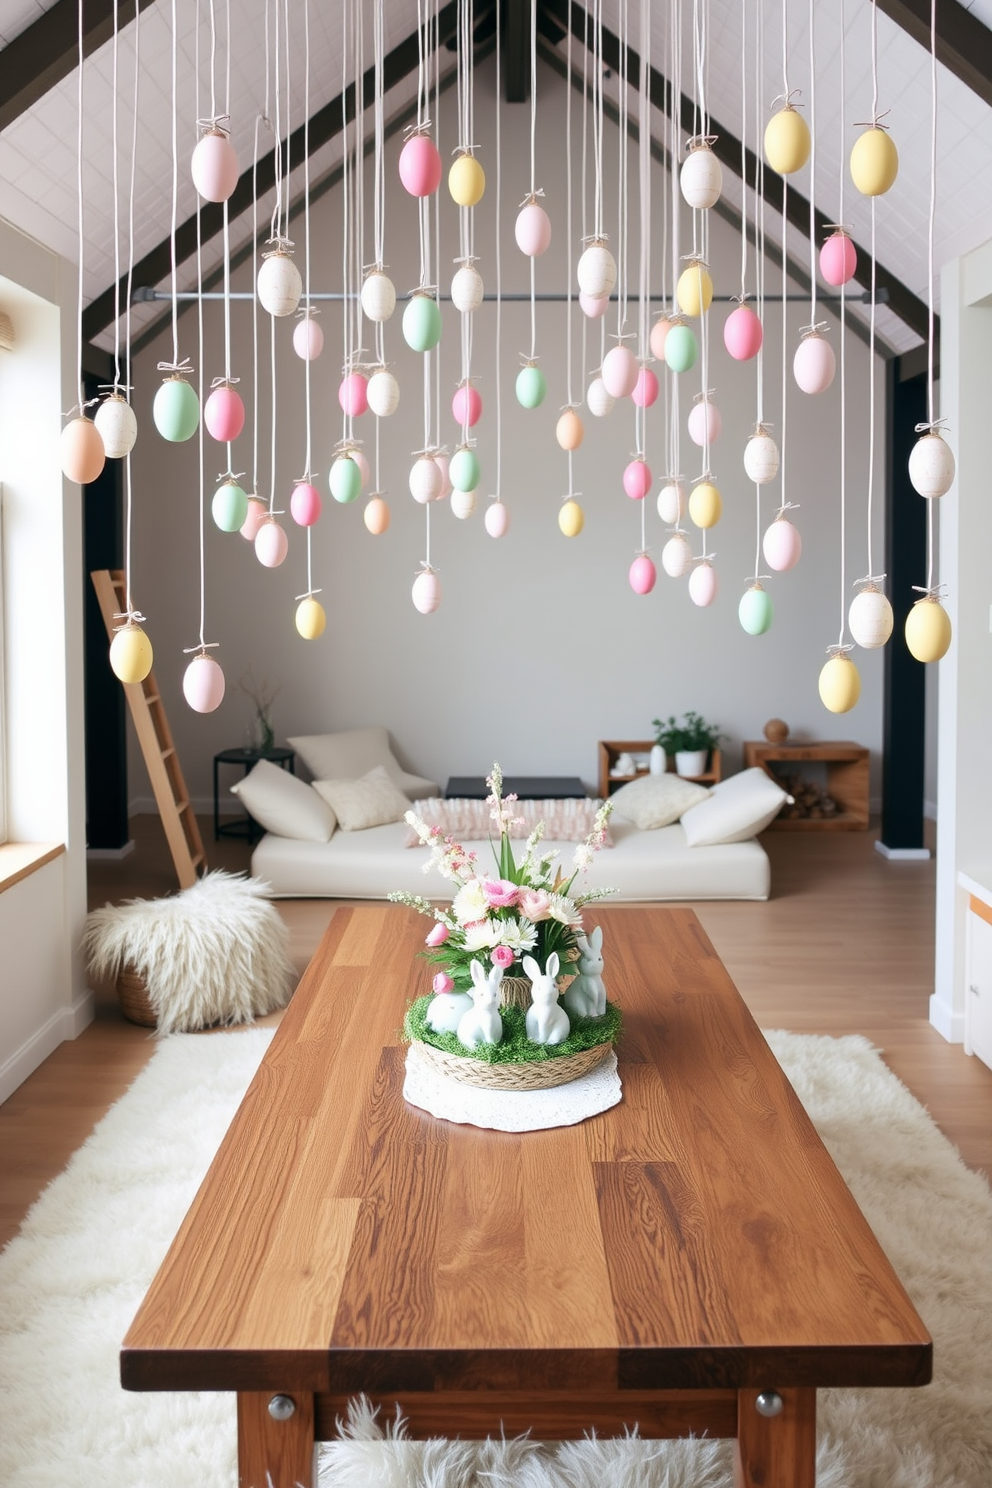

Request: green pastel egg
left=329, top=455, right=362, bottom=504
left=153, top=377, right=200, bottom=442
left=449, top=447, right=480, bottom=493
left=402, top=295, right=442, bottom=352
left=515, top=364, right=546, bottom=409
left=663, top=324, right=699, bottom=375
left=211, top=480, right=249, bottom=532
left=738, top=585, right=774, bottom=635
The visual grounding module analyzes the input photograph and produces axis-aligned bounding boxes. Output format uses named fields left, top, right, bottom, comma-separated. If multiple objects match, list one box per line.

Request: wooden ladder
left=91, top=569, right=206, bottom=889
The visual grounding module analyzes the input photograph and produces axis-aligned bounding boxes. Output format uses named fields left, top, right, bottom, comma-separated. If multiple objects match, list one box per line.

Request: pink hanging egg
left=601, top=345, right=638, bottom=399
left=649, top=316, right=671, bottom=360
left=820, top=230, right=857, bottom=287
left=255, top=518, right=289, bottom=567
left=623, top=458, right=652, bottom=501
left=688, top=399, right=722, bottom=447
left=351, top=447, right=371, bottom=488
left=182, top=653, right=226, bottom=713
left=514, top=200, right=552, bottom=256
left=629, top=554, right=657, bottom=595
left=434, top=452, right=453, bottom=500
left=293, top=316, right=324, bottom=360
left=689, top=561, right=718, bottom=607
left=338, top=372, right=369, bottom=417
left=204, top=384, right=245, bottom=442
left=290, top=481, right=322, bottom=527
left=412, top=568, right=441, bottom=614
left=190, top=131, right=238, bottom=203
left=632, top=368, right=659, bottom=408
left=762, top=516, right=802, bottom=571
left=579, top=290, right=609, bottom=319
left=723, top=304, right=763, bottom=361
left=452, top=383, right=482, bottom=427
left=60, top=416, right=106, bottom=484
left=399, top=133, right=442, bottom=196
left=794, top=333, right=836, bottom=394
left=240, top=496, right=268, bottom=541
left=485, top=500, right=510, bottom=538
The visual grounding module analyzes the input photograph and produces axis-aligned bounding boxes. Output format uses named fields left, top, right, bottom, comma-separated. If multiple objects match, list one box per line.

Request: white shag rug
left=2, top=1029, right=991, bottom=1487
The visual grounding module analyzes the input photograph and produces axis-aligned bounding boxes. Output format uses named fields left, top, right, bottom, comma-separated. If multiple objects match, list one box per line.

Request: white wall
left=128, top=56, right=887, bottom=810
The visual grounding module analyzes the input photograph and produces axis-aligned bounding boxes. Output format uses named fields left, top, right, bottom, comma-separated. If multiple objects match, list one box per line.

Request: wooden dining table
left=121, top=904, right=931, bottom=1487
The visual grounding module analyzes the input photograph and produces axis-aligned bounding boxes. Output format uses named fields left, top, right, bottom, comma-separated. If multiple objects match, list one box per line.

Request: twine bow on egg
left=798, top=320, right=830, bottom=341
left=209, top=374, right=241, bottom=388
left=261, top=235, right=295, bottom=259
left=156, top=357, right=194, bottom=375
left=111, top=607, right=147, bottom=630
left=195, top=113, right=232, bottom=136
left=769, top=89, right=805, bottom=112
left=402, top=119, right=434, bottom=140
left=517, top=187, right=546, bottom=207
left=914, top=417, right=950, bottom=435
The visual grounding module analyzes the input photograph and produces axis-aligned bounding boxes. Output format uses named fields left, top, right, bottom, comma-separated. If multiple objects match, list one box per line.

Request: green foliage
left=652, top=709, right=723, bottom=754
left=404, top=993, right=622, bottom=1065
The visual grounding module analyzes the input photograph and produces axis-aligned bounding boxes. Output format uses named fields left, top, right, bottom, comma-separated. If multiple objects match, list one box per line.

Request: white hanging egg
left=293, top=315, right=324, bottom=360
left=680, top=141, right=723, bottom=210
left=366, top=367, right=400, bottom=418
left=577, top=239, right=616, bottom=299
left=657, top=480, right=687, bottom=525
left=661, top=533, right=693, bottom=578
left=412, top=568, right=441, bottom=614
left=183, top=653, right=226, bottom=713
left=258, top=251, right=302, bottom=317
left=688, top=399, right=721, bottom=448
left=434, top=452, right=453, bottom=499
left=794, top=333, right=836, bottom=394
left=360, top=270, right=396, bottom=322
left=451, top=263, right=484, bottom=313
left=451, top=487, right=477, bottom=519
left=485, top=500, right=510, bottom=537
left=743, top=429, right=780, bottom=485
left=849, top=585, right=894, bottom=649
left=255, top=518, right=289, bottom=567
left=908, top=432, right=955, bottom=499
left=94, top=394, right=137, bottom=458
left=190, top=129, right=238, bottom=202
left=409, top=455, right=442, bottom=504
left=586, top=377, right=615, bottom=418
left=601, top=345, right=638, bottom=399
left=762, top=516, right=802, bottom=571
left=689, top=560, right=718, bottom=607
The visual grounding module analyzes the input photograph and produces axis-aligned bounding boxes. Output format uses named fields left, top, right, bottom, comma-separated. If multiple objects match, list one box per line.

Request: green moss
left=404, top=994, right=621, bottom=1065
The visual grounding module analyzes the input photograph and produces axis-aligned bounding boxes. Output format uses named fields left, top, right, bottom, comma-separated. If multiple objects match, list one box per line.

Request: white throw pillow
left=287, top=725, right=439, bottom=799
left=680, top=767, right=791, bottom=846
left=230, top=758, right=337, bottom=842
left=313, top=764, right=413, bottom=831
left=609, top=772, right=711, bottom=830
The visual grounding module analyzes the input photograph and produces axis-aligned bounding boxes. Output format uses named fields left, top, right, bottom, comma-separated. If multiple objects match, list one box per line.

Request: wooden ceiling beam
left=876, top=0, right=992, bottom=110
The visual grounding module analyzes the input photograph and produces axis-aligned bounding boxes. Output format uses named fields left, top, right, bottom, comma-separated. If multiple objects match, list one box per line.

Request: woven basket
left=116, top=963, right=157, bottom=1027
left=412, top=1037, right=613, bottom=1091
left=499, top=974, right=575, bottom=1010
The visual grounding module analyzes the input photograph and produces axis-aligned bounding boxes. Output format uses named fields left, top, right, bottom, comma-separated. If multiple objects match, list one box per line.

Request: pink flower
left=492, top=945, right=515, bottom=968
left=432, top=972, right=454, bottom=994
left=425, top=922, right=449, bottom=947
left=518, top=888, right=552, bottom=921
left=482, top=877, right=520, bottom=908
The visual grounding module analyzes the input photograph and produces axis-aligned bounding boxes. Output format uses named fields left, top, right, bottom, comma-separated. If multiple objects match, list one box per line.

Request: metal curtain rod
left=132, top=286, right=888, bottom=306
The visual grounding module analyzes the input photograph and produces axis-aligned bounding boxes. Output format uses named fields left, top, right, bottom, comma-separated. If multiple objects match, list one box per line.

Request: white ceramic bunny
left=562, top=926, right=607, bottom=1018
left=425, top=988, right=474, bottom=1034
left=456, top=959, right=505, bottom=1048
left=523, top=952, right=570, bottom=1045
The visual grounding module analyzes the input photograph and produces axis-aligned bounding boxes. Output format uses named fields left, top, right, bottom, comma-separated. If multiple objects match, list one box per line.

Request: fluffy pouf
left=82, top=871, right=295, bottom=1035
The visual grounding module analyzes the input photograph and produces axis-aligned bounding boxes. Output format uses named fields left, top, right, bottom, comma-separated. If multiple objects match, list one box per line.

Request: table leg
left=734, top=1387, right=816, bottom=1488
left=237, top=1391, right=316, bottom=1488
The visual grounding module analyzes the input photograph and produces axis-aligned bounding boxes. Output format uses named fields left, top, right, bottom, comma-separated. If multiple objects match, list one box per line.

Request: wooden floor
left=1, top=812, right=990, bottom=1251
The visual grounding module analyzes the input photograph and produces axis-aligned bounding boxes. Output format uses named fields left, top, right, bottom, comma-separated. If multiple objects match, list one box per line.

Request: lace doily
left=403, top=1042, right=622, bottom=1131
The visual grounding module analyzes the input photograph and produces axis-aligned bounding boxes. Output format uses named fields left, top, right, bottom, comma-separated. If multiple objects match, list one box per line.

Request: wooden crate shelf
left=598, top=740, right=722, bottom=799
left=742, top=741, right=870, bottom=830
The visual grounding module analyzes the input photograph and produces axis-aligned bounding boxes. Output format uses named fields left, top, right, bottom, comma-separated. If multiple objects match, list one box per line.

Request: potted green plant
left=652, top=711, right=723, bottom=779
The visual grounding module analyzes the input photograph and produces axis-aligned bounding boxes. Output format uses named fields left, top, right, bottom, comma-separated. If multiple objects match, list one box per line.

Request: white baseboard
left=0, top=990, right=94, bottom=1106
left=929, top=992, right=964, bottom=1045
left=86, top=840, right=135, bottom=861
left=875, top=841, right=932, bottom=861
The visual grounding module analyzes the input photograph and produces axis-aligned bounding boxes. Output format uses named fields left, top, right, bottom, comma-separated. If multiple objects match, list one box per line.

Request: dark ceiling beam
left=876, top=0, right=992, bottom=110
left=0, top=0, right=159, bottom=135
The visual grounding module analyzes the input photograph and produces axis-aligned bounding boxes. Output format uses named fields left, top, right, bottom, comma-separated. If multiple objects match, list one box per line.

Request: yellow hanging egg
left=764, top=106, right=811, bottom=175
left=688, top=480, right=722, bottom=529
left=556, top=407, right=584, bottom=451
left=676, top=262, right=713, bottom=318
left=448, top=152, right=485, bottom=207
left=295, top=597, right=326, bottom=640
left=850, top=127, right=898, bottom=197
left=558, top=499, right=584, bottom=537
left=109, top=624, right=153, bottom=684
left=818, top=654, right=861, bottom=714
left=905, top=596, right=951, bottom=662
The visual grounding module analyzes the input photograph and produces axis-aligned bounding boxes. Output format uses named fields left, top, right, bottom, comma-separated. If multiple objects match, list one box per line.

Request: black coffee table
left=445, top=775, right=587, bottom=799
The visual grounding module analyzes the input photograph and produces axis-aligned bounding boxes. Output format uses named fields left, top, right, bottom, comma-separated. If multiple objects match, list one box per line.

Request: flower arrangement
left=389, top=763, right=615, bottom=994
left=238, top=666, right=281, bottom=753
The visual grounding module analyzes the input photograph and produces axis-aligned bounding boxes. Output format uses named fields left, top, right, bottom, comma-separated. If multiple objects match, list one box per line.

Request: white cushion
left=609, top=772, right=711, bottom=829
left=313, top=764, right=413, bottom=831
left=680, top=767, right=790, bottom=846
left=404, top=796, right=612, bottom=846
left=287, top=726, right=439, bottom=799
left=230, top=758, right=337, bottom=842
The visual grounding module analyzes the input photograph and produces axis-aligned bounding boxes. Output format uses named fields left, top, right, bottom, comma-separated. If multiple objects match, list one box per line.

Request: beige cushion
left=313, top=764, right=413, bottom=831
left=609, top=772, right=711, bottom=830
left=404, top=796, right=612, bottom=846
left=230, top=759, right=336, bottom=842
left=680, top=767, right=791, bottom=846
left=287, top=726, right=439, bottom=800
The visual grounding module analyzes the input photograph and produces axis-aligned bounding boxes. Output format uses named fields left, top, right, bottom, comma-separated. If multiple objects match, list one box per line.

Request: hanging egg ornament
left=909, top=433, right=955, bottom=499
left=338, top=371, right=369, bottom=418
left=664, top=322, right=699, bottom=374
left=94, top=394, right=137, bottom=458
left=762, top=515, right=802, bottom=571
left=601, top=345, right=639, bottom=399
left=399, top=132, right=442, bottom=196
left=649, top=315, right=671, bottom=360
left=558, top=498, right=584, bottom=537
left=451, top=263, right=484, bottom=314
left=623, top=458, right=652, bottom=501
left=689, top=560, right=719, bottom=607
left=290, top=480, right=322, bottom=527
left=211, top=478, right=249, bottom=532
left=240, top=495, right=267, bottom=541
left=819, top=653, right=861, bottom=713
left=412, top=567, right=442, bottom=613
left=255, top=518, right=289, bottom=567
left=689, top=480, right=722, bottom=530
left=850, top=127, right=899, bottom=197
left=905, top=596, right=952, bottom=663
left=629, top=554, right=657, bottom=595
left=452, top=383, right=482, bottom=428
left=516, top=363, right=546, bottom=409
left=409, top=454, right=443, bottom=504
left=586, top=377, right=615, bottom=418
left=764, top=105, right=811, bottom=175
left=849, top=585, right=894, bottom=649
left=632, top=367, right=659, bottom=408
left=330, top=453, right=363, bottom=504
left=515, top=197, right=552, bottom=256
left=688, top=399, right=722, bottom=448
left=485, top=500, right=510, bottom=538
left=449, top=446, right=480, bottom=493
left=661, top=533, right=693, bottom=578
left=360, top=270, right=396, bottom=323
left=204, top=383, right=245, bottom=443
left=579, top=290, right=610, bottom=319
left=657, top=480, right=687, bottom=526
left=153, top=375, right=199, bottom=442
left=434, top=452, right=453, bottom=499
left=450, top=488, right=477, bottom=519
left=183, top=653, right=226, bottom=713
left=448, top=150, right=485, bottom=206
left=190, top=126, right=238, bottom=203
left=293, top=314, right=324, bottom=360
left=556, top=407, right=584, bottom=450
left=577, top=238, right=617, bottom=299
left=739, top=583, right=773, bottom=635
left=723, top=303, right=763, bottom=361
left=61, top=416, right=105, bottom=484
left=680, top=139, right=723, bottom=210
left=295, top=597, right=326, bottom=640
left=364, top=494, right=391, bottom=534
left=351, top=447, right=371, bottom=488
left=257, top=247, right=302, bottom=317
left=402, top=292, right=442, bottom=352
left=676, top=262, right=714, bottom=318
left=109, top=623, right=153, bottom=684
left=366, top=367, right=400, bottom=418
left=820, top=229, right=857, bottom=287
left=794, top=332, right=836, bottom=394
left=743, top=428, right=780, bottom=485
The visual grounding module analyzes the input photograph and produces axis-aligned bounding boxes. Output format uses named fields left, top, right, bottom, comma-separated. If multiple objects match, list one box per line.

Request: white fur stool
left=82, top=870, right=295, bottom=1034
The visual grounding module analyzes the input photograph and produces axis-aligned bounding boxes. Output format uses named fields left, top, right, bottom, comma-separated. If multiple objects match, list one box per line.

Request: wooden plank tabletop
left=122, top=905, right=931, bottom=1396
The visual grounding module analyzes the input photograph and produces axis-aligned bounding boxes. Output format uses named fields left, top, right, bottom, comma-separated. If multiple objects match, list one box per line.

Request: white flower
left=461, top=920, right=504, bottom=952
left=547, top=892, right=582, bottom=926
left=496, top=918, right=538, bottom=952
left=452, top=879, right=488, bottom=925
left=572, top=842, right=595, bottom=873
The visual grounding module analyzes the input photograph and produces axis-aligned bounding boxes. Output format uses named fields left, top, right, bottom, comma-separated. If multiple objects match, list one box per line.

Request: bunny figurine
left=523, top=952, right=570, bottom=1045
left=456, top=959, right=505, bottom=1048
left=425, top=988, right=474, bottom=1034
left=562, top=926, right=607, bottom=1018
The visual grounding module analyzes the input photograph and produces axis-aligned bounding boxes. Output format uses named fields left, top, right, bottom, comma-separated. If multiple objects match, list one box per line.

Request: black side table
left=214, top=746, right=295, bottom=842
left=444, top=775, right=587, bottom=800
